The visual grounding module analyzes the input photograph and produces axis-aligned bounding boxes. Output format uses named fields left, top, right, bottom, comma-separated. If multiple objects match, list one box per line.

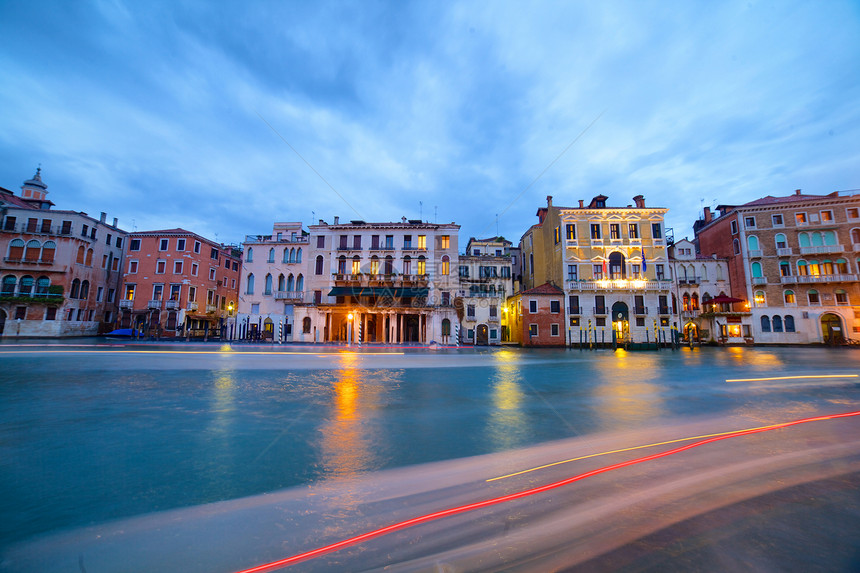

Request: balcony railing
left=567, top=280, right=673, bottom=291
left=748, top=249, right=763, bottom=258
left=274, top=290, right=304, bottom=301
left=594, top=307, right=607, bottom=315
left=119, top=299, right=133, bottom=309
left=658, top=306, right=670, bottom=315
left=206, top=304, right=217, bottom=313
left=752, top=277, right=768, bottom=285
left=147, top=300, right=162, bottom=309
left=780, top=273, right=858, bottom=284
left=569, top=306, right=581, bottom=315
left=777, top=247, right=793, bottom=256
left=187, top=302, right=199, bottom=311
left=165, top=300, right=181, bottom=310
left=634, top=306, right=648, bottom=315
left=243, top=234, right=309, bottom=245
left=799, top=244, right=844, bottom=255
left=678, top=277, right=700, bottom=285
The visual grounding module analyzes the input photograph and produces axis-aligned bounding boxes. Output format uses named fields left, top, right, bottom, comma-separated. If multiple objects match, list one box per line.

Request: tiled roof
left=0, top=186, right=37, bottom=209
left=742, top=192, right=839, bottom=206
left=522, top=282, right=564, bottom=295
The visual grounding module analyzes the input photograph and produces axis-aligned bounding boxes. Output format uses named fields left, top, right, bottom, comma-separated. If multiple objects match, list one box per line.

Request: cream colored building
left=457, top=237, right=516, bottom=344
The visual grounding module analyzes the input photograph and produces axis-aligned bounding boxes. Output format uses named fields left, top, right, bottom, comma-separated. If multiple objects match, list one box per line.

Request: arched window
left=691, top=293, right=699, bottom=310
left=774, top=233, right=787, bottom=249
left=286, top=274, right=294, bottom=292
left=70, top=278, right=81, bottom=299
left=296, top=274, right=303, bottom=292
left=808, top=289, right=820, bottom=305
left=351, top=255, right=361, bottom=275
left=751, top=262, right=762, bottom=277
left=761, top=315, right=771, bottom=332
left=19, top=276, right=34, bottom=296
left=784, top=289, right=796, bottom=304
left=687, top=264, right=695, bottom=280
left=772, top=315, right=783, bottom=332
left=784, top=315, right=796, bottom=332
left=25, top=239, right=41, bottom=261
left=370, top=255, right=380, bottom=276
left=441, top=318, right=451, bottom=336
left=41, top=241, right=56, bottom=262
left=700, top=264, right=707, bottom=281
left=821, top=259, right=834, bottom=275
left=1, top=275, right=16, bottom=295
left=682, top=293, right=690, bottom=311
left=76, top=245, right=85, bottom=264
left=811, top=233, right=823, bottom=247
left=835, top=258, right=848, bottom=274
left=80, top=280, right=89, bottom=300
left=246, top=273, right=255, bottom=294
left=337, top=255, right=347, bottom=275
left=264, top=273, right=273, bottom=295
left=85, top=249, right=93, bottom=266
left=9, top=239, right=25, bottom=260
left=679, top=264, right=687, bottom=279
left=835, top=289, right=849, bottom=305
left=608, top=252, right=626, bottom=279
left=417, top=255, right=426, bottom=275
left=296, top=248, right=302, bottom=263
left=754, top=290, right=766, bottom=306
left=403, top=255, right=412, bottom=275
left=798, top=233, right=811, bottom=248
left=384, top=255, right=394, bottom=275
left=441, top=255, right=450, bottom=276
left=808, top=260, right=821, bottom=276
left=246, top=247, right=253, bottom=262
left=289, top=248, right=295, bottom=263
left=824, top=231, right=837, bottom=246
left=283, top=248, right=290, bottom=263
left=779, top=261, right=791, bottom=277
left=797, top=260, right=808, bottom=275
left=278, top=274, right=285, bottom=291
left=747, top=235, right=759, bottom=251
left=716, top=265, right=724, bottom=281
left=315, top=255, right=324, bottom=275
left=732, top=239, right=740, bottom=255
left=268, top=248, right=275, bottom=263
left=302, top=317, right=311, bottom=333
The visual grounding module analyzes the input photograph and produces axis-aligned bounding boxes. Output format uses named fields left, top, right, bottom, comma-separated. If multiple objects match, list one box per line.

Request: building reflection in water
left=318, top=353, right=378, bottom=481
left=486, top=349, right=528, bottom=451
left=593, top=349, right=665, bottom=429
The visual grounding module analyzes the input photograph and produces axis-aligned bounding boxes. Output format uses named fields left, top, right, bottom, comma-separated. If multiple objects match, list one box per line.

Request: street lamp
left=347, top=313, right=353, bottom=346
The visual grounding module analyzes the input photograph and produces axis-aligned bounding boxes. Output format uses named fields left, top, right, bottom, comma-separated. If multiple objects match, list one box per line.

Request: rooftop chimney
left=402, top=216, right=407, bottom=223
left=795, top=189, right=802, bottom=196
left=578, top=199, right=584, bottom=208
left=319, top=219, right=325, bottom=225
left=99, top=212, right=107, bottom=223
left=333, top=216, right=339, bottom=225
left=703, top=207, right=712, bottom=223
left=547, top=195, right=553, bottom=208
left=633, top=195, right=645, bottom=208
left=112, top=217, right=118, bottom=227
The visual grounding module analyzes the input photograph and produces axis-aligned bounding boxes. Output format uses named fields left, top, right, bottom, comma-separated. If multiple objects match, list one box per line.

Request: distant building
left=457, top=237, right=516, bottom=345
left=1, top=169, right=127, bottom=337
left=120, top=229, right=241, bottom=338
left=521, top=195, right=674, bottom=346
left=235, top=222, right=309, bottom=341
left=505, top=282, right=566, bottom=346
left=303, top=216, right=460, bottom=344
left=696, top=190, right=860, bottom=344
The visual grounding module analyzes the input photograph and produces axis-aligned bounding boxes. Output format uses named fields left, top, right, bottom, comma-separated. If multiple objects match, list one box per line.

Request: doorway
left=476, top=324, right=489, bottom=345
left=611, top=301, right=629, bottom=341
left=0, top=309, right=5, bottom=336
left=821, top=313, right=843, bottom=345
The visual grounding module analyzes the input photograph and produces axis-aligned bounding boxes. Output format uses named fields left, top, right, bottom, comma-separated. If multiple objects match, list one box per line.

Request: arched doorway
left=684, top=321, right=698, bottom=342
left=608, top=252, right=626, bottom=280
left=821, top=313, right=843, bottom=345
left=611, top=301, right=629, bottom=342
left=476, top=324, right=489, bottom=345
left=263, top=318, right=274, bottom=340
left=0, top=309, right=6, bottom=336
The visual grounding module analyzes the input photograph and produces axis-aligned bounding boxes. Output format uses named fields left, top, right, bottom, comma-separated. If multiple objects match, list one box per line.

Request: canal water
left=1, top=343, right=858, bottom=555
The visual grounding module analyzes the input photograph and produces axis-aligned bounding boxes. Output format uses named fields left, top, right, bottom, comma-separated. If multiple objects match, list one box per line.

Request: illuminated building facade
left=696, top=190, right=860, bottom=344
left=120, top=229, right=241, bottom=338
left=457, top=237, right=516, bottom=344
left=521, top=195, right=674, bottom=345
left=235, top=222, right=309, bottom=341
left=1, top=170, right=127, bottom=337
left=303, top=216, right=460, bottom=344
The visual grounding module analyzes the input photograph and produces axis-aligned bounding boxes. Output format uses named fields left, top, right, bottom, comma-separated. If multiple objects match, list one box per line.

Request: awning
left=708, top=295, right=743, bottom=304
left=327, top=287, right=429, bottom=297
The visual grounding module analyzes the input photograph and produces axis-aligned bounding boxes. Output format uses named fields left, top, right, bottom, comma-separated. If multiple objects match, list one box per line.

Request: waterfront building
left=235, top=222, right=309, bottom=341
left=457, top=237, right=516, bottom=344
left=668, top=238, right=739, bottom=343
left=521, top=195, right=675, bottom=346
left=504, top=282, right=566, bottom=346
left=120, top=229, right=241, bottom=338
left=304, top=216, right=460, bottom=344
left=0, top=170, right=127, bottom=337
left=695, top=190, right=860, bottom=344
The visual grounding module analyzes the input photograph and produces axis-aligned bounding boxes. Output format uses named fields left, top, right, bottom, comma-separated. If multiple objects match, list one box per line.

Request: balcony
left=119, top=299, right=133, bottom=309
left=777, top=247, right=793, bottom=256
left=752, top=277, right=768, bottom=285
left=567, top=279, right=672, bottom=291
left=799, top=244, right=844, bottom=255
left=780, top=273, right=858, bottom=284
left=748, top=249, right=763, bottom=258
left=569, top=306, right=581, bottom=315
left=658, top=306, right=670, bottom=315
left=206, top=304, right=218, bottom=313
left=634, top=306, right=648, bottom=315
left=186, top=302, right=199, bottom=311
left=243, top=234, right=309, bottom=245
left=853, top=243, right=860, bottom=252
left=593, top=307, right=607, bottom=315
left=147, top=300, right=162, bottom=309
left=678, top=277, right=700, bottom=285
left=274, top=290, right=304, bottom=301
left=165, top=300, right=181, bottom=310
left=680, top=309, right=698, bottom=319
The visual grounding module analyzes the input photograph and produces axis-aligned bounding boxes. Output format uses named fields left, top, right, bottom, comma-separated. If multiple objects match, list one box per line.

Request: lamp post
left=227, top=302, right=234, bottom=341
left=347, top=312, right=353, bottom=346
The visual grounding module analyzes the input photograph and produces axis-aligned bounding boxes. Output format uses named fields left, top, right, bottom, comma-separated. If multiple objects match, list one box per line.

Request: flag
left=641, top=249, right=647, bottom=273
left=602, top=258, right=608, bottom=278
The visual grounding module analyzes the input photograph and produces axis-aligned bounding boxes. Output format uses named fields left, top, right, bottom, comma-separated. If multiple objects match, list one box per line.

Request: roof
left=741, top=191, right=840, bottom=207
left=521, top=282, right=564, bottom=295
left=0, top=186, right=37, bottom=209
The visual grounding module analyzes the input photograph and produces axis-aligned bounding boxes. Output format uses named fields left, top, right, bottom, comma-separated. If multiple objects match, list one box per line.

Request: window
left=130, top=238, right=141, bottom=251
left=210, top=247, right=219, bottom=260
left=224, top=258, right=230, bottom=269
left=116, top=237, right=122, bottom=248
left=754, top=290, right=766, bottom=306
left=528, top=324, right=538, bottom=337
left=593, top=263, right=603, bottom=280
left=744, top=216, right=756, bottom=228
left=3, top=216, right=15, bottom=231
left=595, top=295, right=606, bottom=314
left=775, top=233, right=787, bottom=249
left=156, top=260, right=166, bottom=274
left=748, top=235, right=759, bottom=251
left=124, top=284, right=135, bottom=300
left=353, top=235, right=362, bottom=250
left=529, top=300, right=537, bottom=313
left=550, top=300, right=560, bottom=313
left=417, top=235, right=426, bottom=249
left=246, top=247, right=253, bottom=262
left=795, top=212, right=807, bottom=225
left=403, top=235, right=412, bottom=249
left=808, top=289, right=820, bottom=304
left=554, top=226, right=560, bottom=244
left=566, top=224, right=576, bottom=240
left=459, top=265, right=469, bottom=278
left=784, top=290, right=796, bottom=304
left=209, top=267, right=216, bottom=281
left=567, top=264, right=578, bottom=281
left=177, top=238, right=186, bottom=251
left=751, top=262, right=762, bottom=277
left=267, top=247, right=275, bottom=263
left=628, top=224, right=639, bottom=239
left=656, top=264, right=665, bottom=280
left=820, top=210, right=834, bottom=222
left=772, top=214, right=784, bottom=227
left=417, top=257, right=426, bottom=275
left=107, top=288, right=115, bottom=303
left=174, top=260, right=183, bottom=274
left=191, top=263, right=199, bottom=276
left=351, top=257, right=361, bottom=275
left=651, top=223, right=662, bottom=239
left=81, top=224, right=89, bottom=238
left=264, top=274, right=273, bottom=295
left=730, top=220, right=738, bottom=234
left=847, top=208, right=859, bottom=220
left=315, top=255, right=324, bottom=275
left=551, top=324, right=560, bottom=336
left=467, top=304, right=475, bottom=318
left=785, top=315, right=796, bottom=332
left=489, top=305, right=498, bottom=318
left=105, top=232, right=112, bottom=245
left=159, top=238, right=168, bottom=251
left=590, top=224, right=601, bottom=240
left=385, top=235, right=394, bottom=249
left=60, top=220, right=72, bottom=234
left=772, top=315, right=783, bottom=333
left=836, top=289, right=849, bottom=305
left=128, top=260, right=138, bottom=273
left=733, top=239, right=740, bottom=255
left=441, top=255, right=450, bottom=275
left=188, top=286, right=196, bottom=302
left=246, top=274, right=255, bottom=294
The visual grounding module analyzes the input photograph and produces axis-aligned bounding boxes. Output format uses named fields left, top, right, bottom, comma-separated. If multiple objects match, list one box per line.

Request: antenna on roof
left=419, top=201, right=423, bottom=221
left=434, top=205, right=437, bottom=223
left=496, top=214, right=499, bottom=236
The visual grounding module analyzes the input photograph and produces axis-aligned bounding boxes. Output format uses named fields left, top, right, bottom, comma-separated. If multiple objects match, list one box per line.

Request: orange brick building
left=505, top=282, right=566, bottom=346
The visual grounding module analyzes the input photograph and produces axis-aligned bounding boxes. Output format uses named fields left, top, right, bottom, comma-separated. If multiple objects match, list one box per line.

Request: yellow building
left=521, top=195, right=674, bottom=345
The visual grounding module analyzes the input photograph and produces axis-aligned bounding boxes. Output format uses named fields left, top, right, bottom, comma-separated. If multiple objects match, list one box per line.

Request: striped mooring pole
left=357, top=320, right=362, bottom=347
left=455, top=324, right=460, bottom=347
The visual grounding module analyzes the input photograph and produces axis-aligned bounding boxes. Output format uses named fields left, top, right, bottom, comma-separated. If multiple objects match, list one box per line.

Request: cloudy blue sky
left=1, top=0, right=858, bottom=246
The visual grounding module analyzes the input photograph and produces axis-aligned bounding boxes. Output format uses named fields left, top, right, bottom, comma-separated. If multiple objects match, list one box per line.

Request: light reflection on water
left=593, top=349, right=665, bottom=429
left=487, top=350, right=527, bottom=451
